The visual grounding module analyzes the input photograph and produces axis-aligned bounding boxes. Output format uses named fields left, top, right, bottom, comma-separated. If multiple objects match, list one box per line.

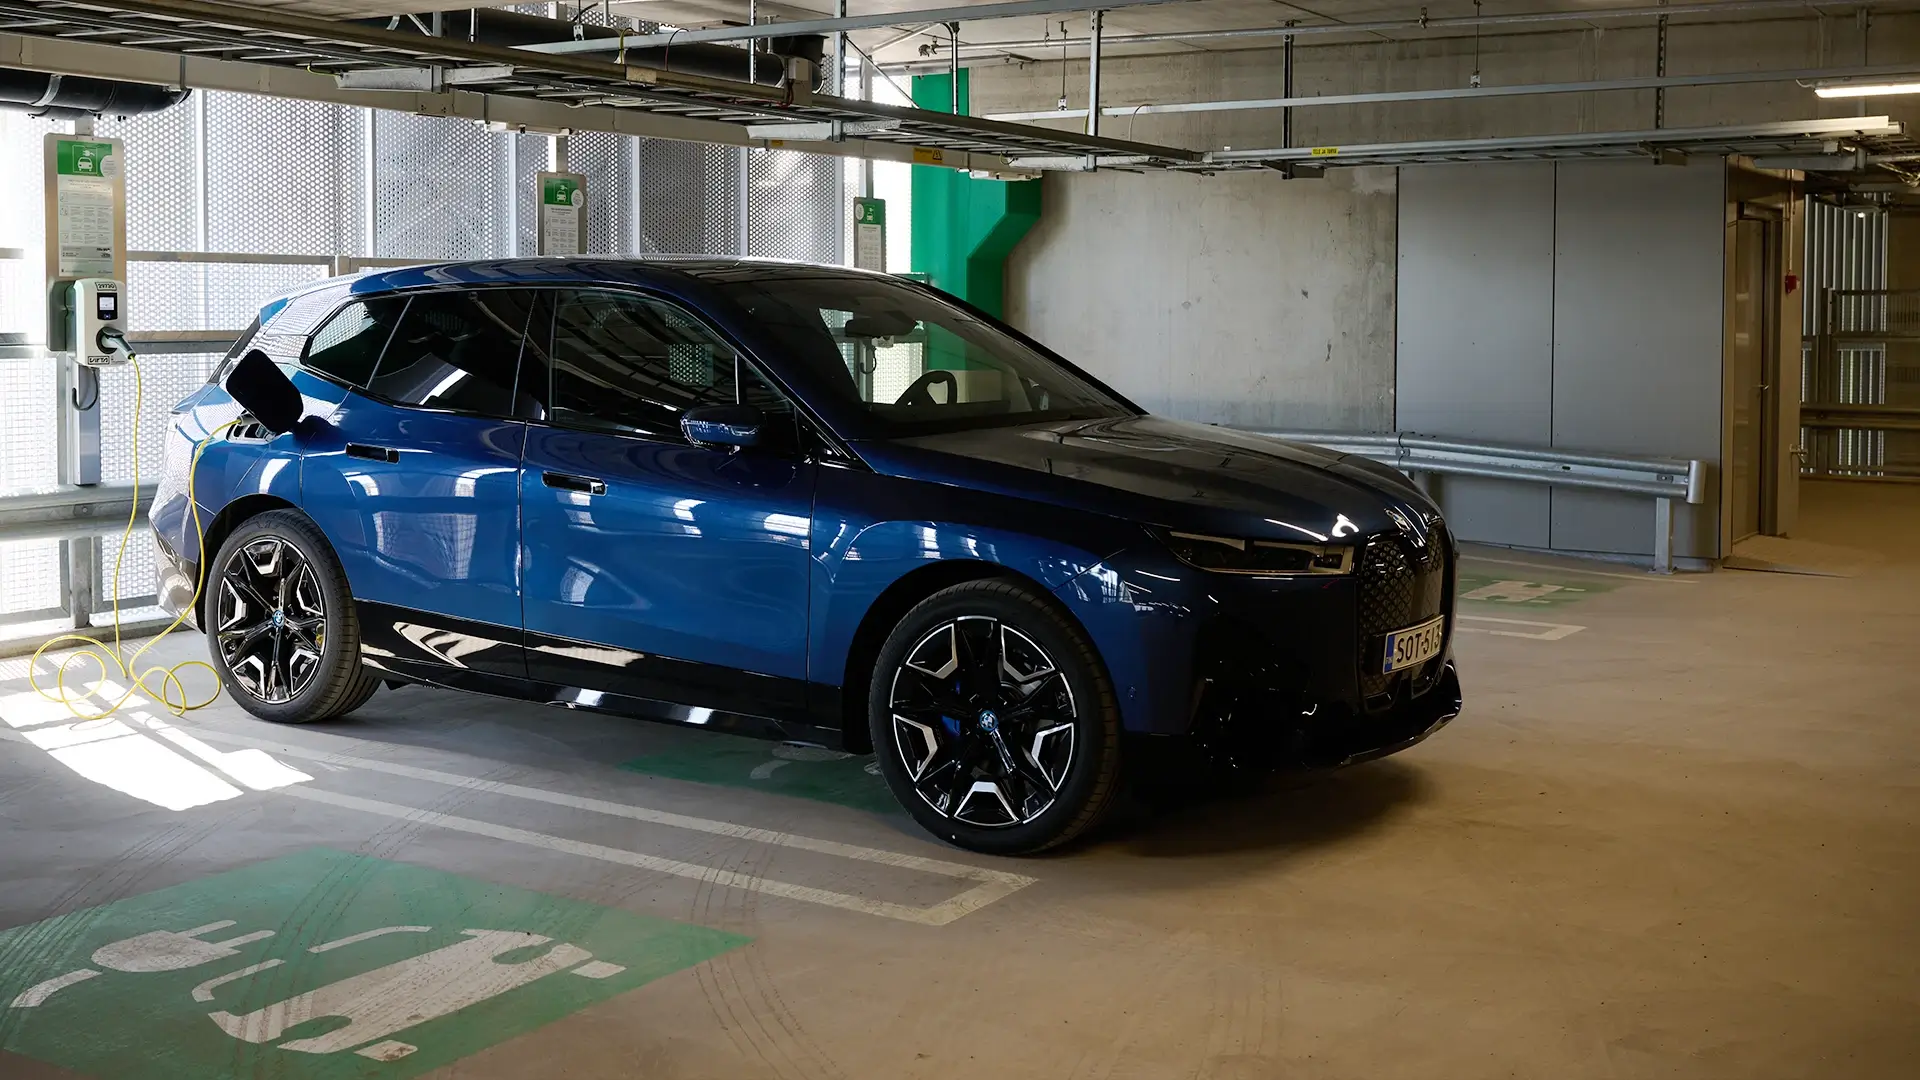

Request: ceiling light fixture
left=1811, top=75, right=1920, bottom=98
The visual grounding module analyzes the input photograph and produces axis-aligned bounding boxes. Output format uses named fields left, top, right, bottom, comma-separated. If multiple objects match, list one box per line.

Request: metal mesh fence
left=98, top=106, right=198, bottom=253
left=207, top=93, right=366, bottom=256
left=0, top=113, right=65, bottom=345
left=637, top=140, right=743, bottom=255
left=747, top=149, right=843, bottom=264
left=512, top=133, right=550, bottom=256
left=0, top=539, right=62, bottom=619
left=98, top=352, right=226, bottom=485
left=373, top=110, right=512, bottom=260
left=571, top=130, right=635, bottom=254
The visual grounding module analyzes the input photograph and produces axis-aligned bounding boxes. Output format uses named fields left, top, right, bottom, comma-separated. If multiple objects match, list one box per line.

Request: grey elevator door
left=1729, top=218, right=1768, bottom=542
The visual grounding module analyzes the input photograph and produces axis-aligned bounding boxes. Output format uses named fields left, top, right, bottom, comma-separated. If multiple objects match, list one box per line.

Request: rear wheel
left=207, top=510, right=378, bottom=724
left=868, top=579, right=1122, bottom=855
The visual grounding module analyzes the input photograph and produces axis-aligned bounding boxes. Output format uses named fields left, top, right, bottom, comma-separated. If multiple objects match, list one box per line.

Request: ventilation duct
left=360, top=10, right=826, bottom=89
left=0, top=69, right=190, bottom=119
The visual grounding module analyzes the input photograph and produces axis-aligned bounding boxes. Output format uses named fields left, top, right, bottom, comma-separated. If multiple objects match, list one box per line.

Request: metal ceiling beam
left=517, top=0, right=1190, bottom=53
left=0, top=0, right=1197, bottom=164
left=1158, top=116, right=1909, bottom=170
left=889, top=0, right=1913, bottom=61
left=985, top=63, right=1920, bottom=122
left=0, top=30, right=1034, bottom=172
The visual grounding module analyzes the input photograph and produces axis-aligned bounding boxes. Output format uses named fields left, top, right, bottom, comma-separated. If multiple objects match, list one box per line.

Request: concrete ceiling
left=178, top=0, right=1920, bottom=65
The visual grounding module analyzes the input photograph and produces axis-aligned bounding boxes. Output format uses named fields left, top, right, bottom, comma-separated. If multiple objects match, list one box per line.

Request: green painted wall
left=909, top=69, right=1041, bottom=326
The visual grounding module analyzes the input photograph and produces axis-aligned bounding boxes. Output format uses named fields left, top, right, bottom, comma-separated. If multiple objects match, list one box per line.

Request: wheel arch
left=193, top=493, right=302, bottom=626
left=837, top=559, right=1090, bottom=753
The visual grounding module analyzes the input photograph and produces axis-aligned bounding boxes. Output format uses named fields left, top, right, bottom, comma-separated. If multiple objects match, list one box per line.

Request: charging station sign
left=44, top=134, right=125, bottom=281
left=537, top=171, right=585, bottom=256
left=853, top=197, right=885, bottom=273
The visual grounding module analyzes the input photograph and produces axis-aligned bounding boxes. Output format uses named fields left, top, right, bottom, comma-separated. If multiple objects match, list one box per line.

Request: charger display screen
left=95, top=292, right=117, bottom=320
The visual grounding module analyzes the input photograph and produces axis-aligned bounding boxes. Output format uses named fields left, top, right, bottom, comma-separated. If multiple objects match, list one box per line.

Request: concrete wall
left=1005, top=166, right=1397, bottom=430
left=1396, top=158, right=1727, bottom=562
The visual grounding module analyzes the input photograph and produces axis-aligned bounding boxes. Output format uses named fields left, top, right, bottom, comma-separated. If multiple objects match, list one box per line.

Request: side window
left=739, top=360, right=800, bottom=456
left=539, top=290, right=738, bottom=440
left=365, top=290, right=536, bottom=415
left=302, top=298, right=405, bottom=388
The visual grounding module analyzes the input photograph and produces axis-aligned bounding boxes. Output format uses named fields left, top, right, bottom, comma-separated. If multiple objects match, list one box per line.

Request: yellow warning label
left=912, top=147, right=947, bottom=165
left=1310, top=147, right=1340, bottom=157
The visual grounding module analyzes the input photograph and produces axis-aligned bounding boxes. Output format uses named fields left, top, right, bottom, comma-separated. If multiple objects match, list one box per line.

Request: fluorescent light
left=1814, top=79, right=1920, bottom=98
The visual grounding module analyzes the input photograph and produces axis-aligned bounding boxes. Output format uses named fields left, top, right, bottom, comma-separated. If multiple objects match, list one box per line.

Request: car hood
left=855, top=415, right=1435, bottom=542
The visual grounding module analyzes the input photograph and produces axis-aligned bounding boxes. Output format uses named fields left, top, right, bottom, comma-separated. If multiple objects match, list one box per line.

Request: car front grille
left=1356, top=520, right=1452, bottom=709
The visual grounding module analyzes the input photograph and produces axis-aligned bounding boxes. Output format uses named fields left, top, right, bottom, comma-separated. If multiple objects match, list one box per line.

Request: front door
left=517, top=288, right=815, bottom=718
left=299, top=287, right=539, bottom=680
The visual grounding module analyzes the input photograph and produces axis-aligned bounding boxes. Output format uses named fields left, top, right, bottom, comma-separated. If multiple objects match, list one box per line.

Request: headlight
left=1152, top=529, right=1355, bottom=575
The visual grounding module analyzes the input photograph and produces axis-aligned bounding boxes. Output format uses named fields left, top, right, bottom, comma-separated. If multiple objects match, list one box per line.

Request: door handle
left=345, top=443, right=400, bottom=464
left=542, top=471, right=606, bottom=496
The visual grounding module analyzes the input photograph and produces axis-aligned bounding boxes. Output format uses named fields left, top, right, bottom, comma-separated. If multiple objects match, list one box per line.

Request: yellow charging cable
left=30, top=349, right=241, bottom=720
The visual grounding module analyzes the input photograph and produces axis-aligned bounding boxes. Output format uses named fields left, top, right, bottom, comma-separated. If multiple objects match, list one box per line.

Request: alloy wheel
left=887, top=616, right=1078, bottom=828
left=215, top=536, right=326, bottom=704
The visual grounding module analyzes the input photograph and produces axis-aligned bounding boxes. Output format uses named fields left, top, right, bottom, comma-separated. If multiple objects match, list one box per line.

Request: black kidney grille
left=1356, top=527, right=1450, bottom=704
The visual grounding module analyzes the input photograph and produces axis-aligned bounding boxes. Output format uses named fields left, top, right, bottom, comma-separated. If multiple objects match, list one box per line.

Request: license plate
left=1382, top=615, right=1446, bottom=674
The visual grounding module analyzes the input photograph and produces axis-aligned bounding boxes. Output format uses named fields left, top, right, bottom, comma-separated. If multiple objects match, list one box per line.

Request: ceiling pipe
left=982, top=62, right=1920, bottom=122
left=874, top=0, right=1909, bottom=69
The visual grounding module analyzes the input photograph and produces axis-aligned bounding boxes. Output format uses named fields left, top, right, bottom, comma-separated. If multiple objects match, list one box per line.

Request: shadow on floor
left=1100, top=758, right=1435, bottom=860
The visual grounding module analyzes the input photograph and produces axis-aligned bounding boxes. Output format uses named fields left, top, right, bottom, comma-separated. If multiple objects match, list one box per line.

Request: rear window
left=303, top=298, right=406, bottom=388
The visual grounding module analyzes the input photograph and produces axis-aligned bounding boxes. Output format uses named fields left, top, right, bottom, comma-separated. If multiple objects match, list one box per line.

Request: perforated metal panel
left=98, top=102, right=199, bottom=252
left=512, top=132, right=550, bottom=256
left=0, top=357, right=55, bottom=492
left=373, top=111, right=511, bottom=259
left=747, top=149, right=842, bottom=264
left=125, top=261, right=327, bottom=334
left=207, top=92, right=366, bottom=255
left=636, top=140, right=741, bottom=256
left=0, top=538, right=62, bottom=620
left=0, top=113, right=63, bottom=345
left=96, top=352, right=224, bottom=485
left=570, top=130, right=635, bottom=254
left=95, top=529, right=158, bottom=608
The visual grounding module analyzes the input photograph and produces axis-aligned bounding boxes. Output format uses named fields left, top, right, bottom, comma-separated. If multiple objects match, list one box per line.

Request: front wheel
left=868, top=579, right=1122, bottom=855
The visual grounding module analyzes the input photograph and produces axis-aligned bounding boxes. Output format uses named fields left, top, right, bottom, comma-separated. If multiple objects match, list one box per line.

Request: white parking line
left=182, top=727, right=1037, bottom=926
left=1461, top=553, right=1698, bottom=583
left=1456, top=614, right=1585, bottom=641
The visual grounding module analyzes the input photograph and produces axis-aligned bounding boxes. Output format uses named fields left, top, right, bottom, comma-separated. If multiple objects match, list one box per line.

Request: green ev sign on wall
left=0, top=847, right=746, bottom=1079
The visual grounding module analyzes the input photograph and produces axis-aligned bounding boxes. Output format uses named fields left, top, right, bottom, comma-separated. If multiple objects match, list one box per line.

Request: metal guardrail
left=0, top=483, right=154, bottom=544
left=1255, top=430, right=1707, bottom=573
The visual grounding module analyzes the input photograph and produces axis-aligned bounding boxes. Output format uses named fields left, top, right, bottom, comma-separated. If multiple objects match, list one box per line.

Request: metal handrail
left=1253, top=430, right=1708, bottom=573
left=0, top=483, right=156, bottom=543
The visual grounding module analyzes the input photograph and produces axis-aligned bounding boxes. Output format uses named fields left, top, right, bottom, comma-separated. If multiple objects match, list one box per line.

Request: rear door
left=517, top=288, right=816, bottom=717
left=299, top=288, right=538, bottom=681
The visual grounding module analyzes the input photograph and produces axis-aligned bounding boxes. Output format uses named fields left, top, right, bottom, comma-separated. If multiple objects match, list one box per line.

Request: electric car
left=151, top=258, right=1461, bottom=854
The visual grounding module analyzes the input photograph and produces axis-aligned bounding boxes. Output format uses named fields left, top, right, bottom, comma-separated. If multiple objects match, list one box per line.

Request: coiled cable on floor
left=30, top=347, right=238, bottom=720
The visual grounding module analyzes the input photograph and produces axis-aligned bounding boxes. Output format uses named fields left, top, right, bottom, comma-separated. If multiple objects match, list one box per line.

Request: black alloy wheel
left=207, top=510, right=380, bottom=724
left=870, top=579, right=1122, bottom=855
left=216, top=535, right=325, bottom=703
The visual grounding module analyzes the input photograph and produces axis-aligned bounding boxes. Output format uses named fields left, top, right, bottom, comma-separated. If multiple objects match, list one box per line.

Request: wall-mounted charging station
left=43, top=128, right=128, bottom=491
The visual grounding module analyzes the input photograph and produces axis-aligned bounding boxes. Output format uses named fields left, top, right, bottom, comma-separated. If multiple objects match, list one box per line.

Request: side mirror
left=224, top=349, right=305, bottom=435
left=681, top=404, right=763, bottom=449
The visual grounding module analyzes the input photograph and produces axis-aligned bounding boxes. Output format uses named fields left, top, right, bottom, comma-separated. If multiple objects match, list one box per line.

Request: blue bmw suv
left=153, top=258, right=1460, bottom=853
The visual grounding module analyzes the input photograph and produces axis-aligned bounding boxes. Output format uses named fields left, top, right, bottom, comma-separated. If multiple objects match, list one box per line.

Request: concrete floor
left=1, top=479, right=1914, bottom=1079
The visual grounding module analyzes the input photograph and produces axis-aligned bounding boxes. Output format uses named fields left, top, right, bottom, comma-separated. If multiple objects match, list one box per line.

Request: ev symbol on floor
left=0, top=847, right=747, bottom=1080
left=11, top=919, right=624, bottom=1062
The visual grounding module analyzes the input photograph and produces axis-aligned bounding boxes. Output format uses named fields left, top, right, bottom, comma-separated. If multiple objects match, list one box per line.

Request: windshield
left=713, top=271, right=1134, bottom=437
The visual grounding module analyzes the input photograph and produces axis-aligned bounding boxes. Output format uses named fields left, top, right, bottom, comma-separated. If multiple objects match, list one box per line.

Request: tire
left=868, top=578, right=1123, bottom=855
left=205, top=509, right=379, bottom=724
